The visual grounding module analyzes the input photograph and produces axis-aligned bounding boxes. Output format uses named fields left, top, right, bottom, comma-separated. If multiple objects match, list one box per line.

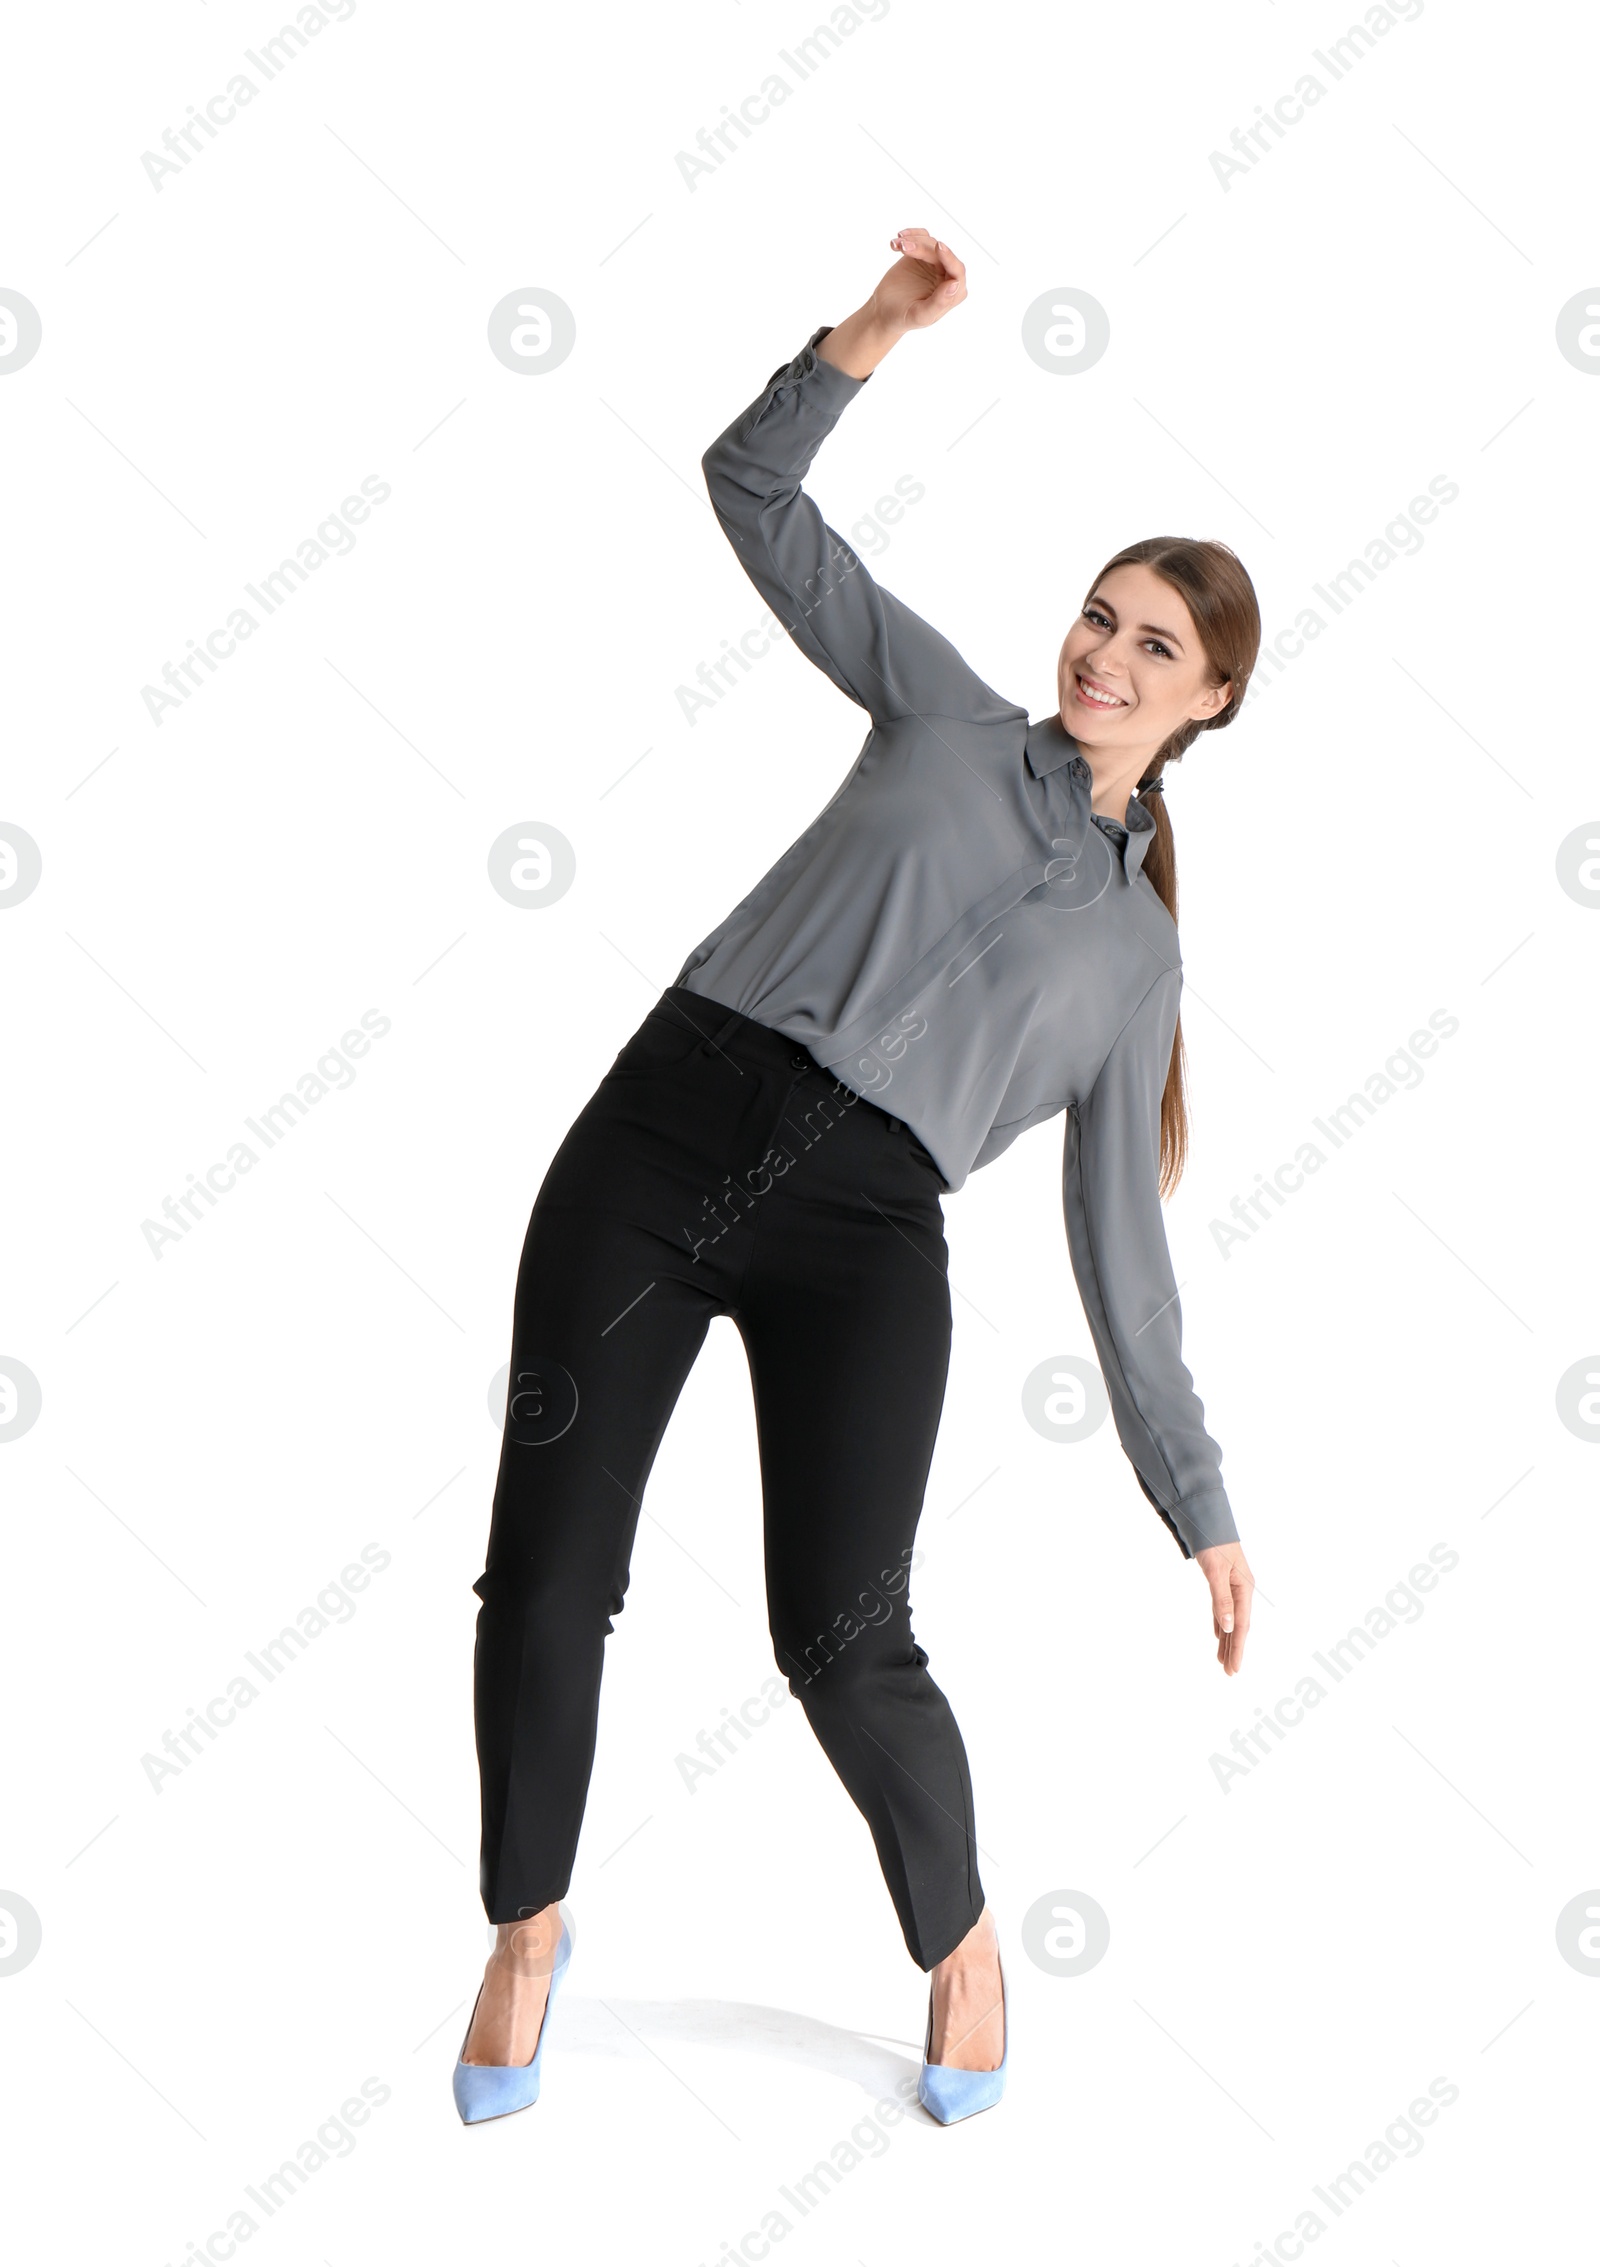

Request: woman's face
left=1056, top=562, right=1232, bottom=756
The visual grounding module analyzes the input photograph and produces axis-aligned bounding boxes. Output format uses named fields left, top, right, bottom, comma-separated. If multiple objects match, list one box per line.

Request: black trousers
left=471, top=986, right=987, bottom=1970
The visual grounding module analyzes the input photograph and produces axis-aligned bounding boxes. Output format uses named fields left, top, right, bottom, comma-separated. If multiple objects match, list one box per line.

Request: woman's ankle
left=490, top=1902, right=563, bottom=1975
left=935, top=1905, right=997, bottom=1975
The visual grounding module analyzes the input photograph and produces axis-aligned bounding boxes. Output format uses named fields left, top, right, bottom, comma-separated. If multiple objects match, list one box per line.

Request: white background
left=3, top=1, right=1595, bottom=2260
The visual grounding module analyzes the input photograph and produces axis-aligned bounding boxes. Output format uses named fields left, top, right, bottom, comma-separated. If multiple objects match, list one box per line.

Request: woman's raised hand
left=815, top=228, right=967, bottom=379
left=874, top=227, right=968, bottom=333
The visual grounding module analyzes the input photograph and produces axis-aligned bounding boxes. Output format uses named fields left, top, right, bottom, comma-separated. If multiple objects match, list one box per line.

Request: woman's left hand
left=1194, top=1541, right=1254, bottom=1675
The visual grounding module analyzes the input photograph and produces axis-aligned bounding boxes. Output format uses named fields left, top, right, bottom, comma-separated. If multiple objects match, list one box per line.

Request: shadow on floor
left=552, top=1993, right=923, bottom=2099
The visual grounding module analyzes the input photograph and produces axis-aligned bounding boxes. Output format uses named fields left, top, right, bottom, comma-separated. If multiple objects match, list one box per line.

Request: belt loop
left=696, top=1007, right=746, bottom=1058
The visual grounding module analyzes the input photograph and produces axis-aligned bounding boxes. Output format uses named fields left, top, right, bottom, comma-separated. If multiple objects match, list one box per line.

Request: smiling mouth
left=1073, top=671, right=1127, bottom=710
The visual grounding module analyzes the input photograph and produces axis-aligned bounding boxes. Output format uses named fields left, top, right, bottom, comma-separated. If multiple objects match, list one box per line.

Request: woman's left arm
left=1062, top=963, right=1256, bottom=1672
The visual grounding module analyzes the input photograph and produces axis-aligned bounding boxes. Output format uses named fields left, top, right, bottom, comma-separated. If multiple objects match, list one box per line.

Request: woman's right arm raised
left=817, top=227, right=967, bottom=375
left=698, top=230, right=1019, bottom=731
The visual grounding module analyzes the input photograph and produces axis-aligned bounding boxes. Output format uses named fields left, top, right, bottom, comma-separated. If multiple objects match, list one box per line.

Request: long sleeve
left=1062, top=964, right=1239, bottom=1561
left=700, top=324, right=1020, bottom=730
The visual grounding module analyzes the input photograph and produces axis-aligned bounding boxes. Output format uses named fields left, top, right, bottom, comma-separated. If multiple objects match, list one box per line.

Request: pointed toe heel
left=917, top=1944, right=1008, bottom=2126
left=452, top=1919, right=572, bottom=2126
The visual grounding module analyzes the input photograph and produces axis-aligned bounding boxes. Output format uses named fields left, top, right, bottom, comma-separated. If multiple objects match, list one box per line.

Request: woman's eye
left=1082, top=610, right=1172, bottom=657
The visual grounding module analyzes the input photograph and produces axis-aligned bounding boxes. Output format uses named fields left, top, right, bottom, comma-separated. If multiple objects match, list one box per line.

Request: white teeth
left=1078, top=675, right=1125, bottom=707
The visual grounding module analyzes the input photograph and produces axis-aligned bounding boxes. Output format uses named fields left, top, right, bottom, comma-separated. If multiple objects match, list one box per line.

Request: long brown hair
left=1085, top=538, right=1260, bottom=1194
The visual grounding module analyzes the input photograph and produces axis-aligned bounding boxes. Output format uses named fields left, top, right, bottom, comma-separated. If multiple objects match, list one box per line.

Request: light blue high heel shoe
left=918, top=1943, right=1008, bottom=2125
left=452, top=1919, right=573, bottom=2125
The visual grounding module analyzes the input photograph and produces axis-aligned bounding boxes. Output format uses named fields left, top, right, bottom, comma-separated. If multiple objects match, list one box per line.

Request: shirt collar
left=1026, top=713, right=1157, bottom=886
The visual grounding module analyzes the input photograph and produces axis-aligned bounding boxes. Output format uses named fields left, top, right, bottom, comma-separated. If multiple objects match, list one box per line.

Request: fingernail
left=1222, top=1617, right=1234, bottom=1632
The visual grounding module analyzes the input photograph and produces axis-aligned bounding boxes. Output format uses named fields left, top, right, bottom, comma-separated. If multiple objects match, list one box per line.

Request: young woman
left=453, top=227, right=1258, bottom=2128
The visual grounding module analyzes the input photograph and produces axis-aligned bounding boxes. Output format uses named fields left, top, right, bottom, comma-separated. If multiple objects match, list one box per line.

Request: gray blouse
left=673, top=324, right=1238, bottom=1561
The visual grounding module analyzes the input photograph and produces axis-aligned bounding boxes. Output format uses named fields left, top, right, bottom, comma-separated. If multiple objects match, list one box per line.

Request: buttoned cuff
left=1137, top=1472, right=1238, bottom=1559
left=767, top=324, right=873, bottom=407
left=1168, top=1486, right=1240, bottom=1561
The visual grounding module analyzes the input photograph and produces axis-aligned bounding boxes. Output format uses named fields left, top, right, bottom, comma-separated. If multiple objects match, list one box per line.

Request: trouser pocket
left=607, top=1004, right=710, bottom=1078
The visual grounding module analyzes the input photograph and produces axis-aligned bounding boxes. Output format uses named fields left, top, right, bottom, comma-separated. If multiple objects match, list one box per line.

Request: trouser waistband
left=648, top=987, right=925, bottom=1147
left=651, top=985, right=827, bottom=1078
